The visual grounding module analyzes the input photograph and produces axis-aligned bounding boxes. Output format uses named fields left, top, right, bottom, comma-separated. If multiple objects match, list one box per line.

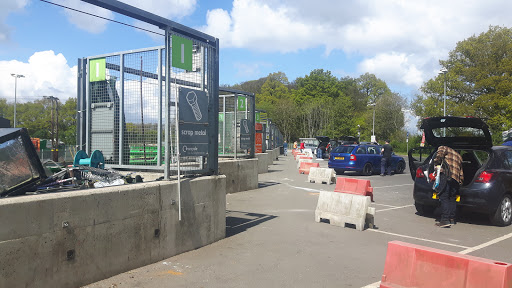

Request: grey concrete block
left=308, top=167, right=336, bottom=184
left=315, top=191, right=373, bottom=231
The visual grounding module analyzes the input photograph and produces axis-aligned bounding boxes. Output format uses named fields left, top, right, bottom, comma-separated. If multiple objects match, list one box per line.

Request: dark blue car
left=328, top=144, right=406, bottom=175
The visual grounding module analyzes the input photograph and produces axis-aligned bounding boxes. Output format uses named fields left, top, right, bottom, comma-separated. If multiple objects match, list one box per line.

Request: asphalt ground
left=85, top=153, right=512, bottom=288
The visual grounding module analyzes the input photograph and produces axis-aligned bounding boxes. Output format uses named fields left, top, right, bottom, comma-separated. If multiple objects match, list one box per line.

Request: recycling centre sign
left=179, top=87, right=209, bottom=156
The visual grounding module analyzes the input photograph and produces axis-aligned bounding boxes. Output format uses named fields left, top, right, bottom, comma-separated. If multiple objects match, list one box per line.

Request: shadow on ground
left=258, top=181, right=281, bottom=188
left=226, top=210, right=278, bottom=237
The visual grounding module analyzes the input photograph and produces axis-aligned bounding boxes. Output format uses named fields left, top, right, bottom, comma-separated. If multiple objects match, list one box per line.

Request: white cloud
left=0, top=51, right=77, bottom=102
left=53, top=0, right=113, bottom=34
left=358, top=53, right=424, bottom=87
left=200, top=0, right=512, bottom=88
left=0, top=0, right=28, bottom=43
left=121, top=0, right=197, bottom=20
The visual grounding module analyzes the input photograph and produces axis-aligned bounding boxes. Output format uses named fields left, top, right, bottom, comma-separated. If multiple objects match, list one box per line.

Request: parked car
left=408, top=116, right=512, bottom=226
left=328, top=144, right=406, bottom=175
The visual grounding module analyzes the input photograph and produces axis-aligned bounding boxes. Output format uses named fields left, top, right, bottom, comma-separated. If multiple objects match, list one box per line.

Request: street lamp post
left=369, top=102, right=376, bottom=143
left=439, top=68, right=448, bottom=137
left=10, top=73, right=25, bottom=128
left=44, top=96, right=60, bottom=162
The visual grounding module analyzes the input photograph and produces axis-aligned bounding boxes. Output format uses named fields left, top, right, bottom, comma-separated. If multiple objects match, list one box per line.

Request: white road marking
left=459, top=231, right=512, bottom=255
left=376, top=204, right=414, bottom=212
left=371, top=203, right=400, bottom=208
left=283, top=183, right=329, bottom=193
left=361, top=281, right=381, bottom=288
left=373, top=184, right=414, bottom=189
left=368, top=229, right=470, bottom=249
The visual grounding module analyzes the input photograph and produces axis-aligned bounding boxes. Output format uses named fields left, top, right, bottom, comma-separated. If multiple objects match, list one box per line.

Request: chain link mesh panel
left=82, top=33, right=218, bottom=176
left=218, top=91, right=255, bottom=159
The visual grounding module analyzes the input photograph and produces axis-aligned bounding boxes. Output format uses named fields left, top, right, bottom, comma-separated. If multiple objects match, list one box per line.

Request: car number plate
left=335, top=157, right=344, bottom=160
left=432, top=193, right=461, bottom=202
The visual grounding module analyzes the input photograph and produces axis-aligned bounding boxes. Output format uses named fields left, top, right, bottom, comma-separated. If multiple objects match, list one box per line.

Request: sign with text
left=179, top=87, right=209, bottom=156
left=179, top=123, right=208, bottom=156
left=240, top=119, right=251, bottom=149
left=255, top=112, right=261, bottom=123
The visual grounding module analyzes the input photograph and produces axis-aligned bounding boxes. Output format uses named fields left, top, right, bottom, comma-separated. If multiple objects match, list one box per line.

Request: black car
left=409, top=116, right=512, bottom=226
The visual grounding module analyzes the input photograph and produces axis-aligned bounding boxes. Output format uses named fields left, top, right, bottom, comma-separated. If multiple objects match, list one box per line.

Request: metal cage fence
left=218, top=89, right=255, bottom=159
left=77, top=33, right=219, bottom=176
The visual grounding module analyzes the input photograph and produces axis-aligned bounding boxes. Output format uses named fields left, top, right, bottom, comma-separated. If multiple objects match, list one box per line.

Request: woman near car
left=434, top=146, right=464, bottom=228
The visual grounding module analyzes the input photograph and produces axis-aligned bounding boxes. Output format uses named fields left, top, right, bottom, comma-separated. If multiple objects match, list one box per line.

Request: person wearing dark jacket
left=434, top=145, right=464, bottom=227
left=380, top=140, right=393, bottom=176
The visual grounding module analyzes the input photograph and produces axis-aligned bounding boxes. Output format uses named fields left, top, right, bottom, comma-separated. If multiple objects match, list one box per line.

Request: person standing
left=283, top=141, right=288, bottom=156
left=434, top=145, right=464, bottom=228
left=293, top=141, right=298, bottom=150
left=300, top=142, right=305, bottom=153
left=380, top=140, right=393, bottom=176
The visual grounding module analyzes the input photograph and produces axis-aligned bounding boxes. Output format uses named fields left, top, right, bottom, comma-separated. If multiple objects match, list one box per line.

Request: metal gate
left=77, top=37, right=219, bottom=176
left=218, top=88, right=255, bottom=159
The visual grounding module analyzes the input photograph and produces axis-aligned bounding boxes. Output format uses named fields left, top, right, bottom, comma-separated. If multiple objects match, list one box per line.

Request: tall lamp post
left=44, top=96, right=60, bottom=162
left=439, top=68, right=448, bottom=137
left=369, top=102, right=376, bottom=143
left=439, top=68, right=448, bottom=116
left=10, top=73, right=25, bottom=128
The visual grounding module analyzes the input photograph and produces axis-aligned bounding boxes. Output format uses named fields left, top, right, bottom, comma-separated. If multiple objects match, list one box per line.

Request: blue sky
left=2, top=0, right=512, bottom=111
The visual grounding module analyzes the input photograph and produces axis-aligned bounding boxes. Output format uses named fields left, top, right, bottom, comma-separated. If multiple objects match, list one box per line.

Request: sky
left=1, top=0, right=512, bottom=131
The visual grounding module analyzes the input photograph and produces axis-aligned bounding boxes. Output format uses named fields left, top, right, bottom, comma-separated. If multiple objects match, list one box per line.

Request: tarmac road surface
left=85, top=153, right=512, bottom=288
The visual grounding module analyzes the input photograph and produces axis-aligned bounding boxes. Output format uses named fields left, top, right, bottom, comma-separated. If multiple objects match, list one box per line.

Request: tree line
left=0, top=97, right=77, bottom=145
left=224, top=70, right=406, bottom=145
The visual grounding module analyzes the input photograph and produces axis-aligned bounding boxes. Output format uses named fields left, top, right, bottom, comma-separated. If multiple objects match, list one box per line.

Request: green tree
left=414, top=25, right=512, bottom=143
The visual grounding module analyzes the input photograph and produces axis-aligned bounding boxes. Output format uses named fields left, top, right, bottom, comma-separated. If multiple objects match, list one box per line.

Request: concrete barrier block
left=315, top=191, right=373, bottom=231
left=297, top=158, right=314, bottom=169
left=308, top=167, right=336, bottom=184
left=255, top=153, right=269, bottom=174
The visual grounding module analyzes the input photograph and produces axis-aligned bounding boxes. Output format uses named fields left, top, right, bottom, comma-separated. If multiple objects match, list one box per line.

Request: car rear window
left=432, top=127, right=486, bottom=138
left=332, top=145, right=355, bottom=153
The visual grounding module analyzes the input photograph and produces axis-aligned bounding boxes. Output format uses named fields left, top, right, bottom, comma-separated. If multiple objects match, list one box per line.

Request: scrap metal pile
left=0, top=128, right=143, bottom=198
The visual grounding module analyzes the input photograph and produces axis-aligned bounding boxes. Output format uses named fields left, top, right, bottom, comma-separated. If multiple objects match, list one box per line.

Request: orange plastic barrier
left=380, top=241, right=512, bottom=288
left=299, top=162, right=319, bottom=174
left=298, top=156, right=312, bottom=160
left=294, top=153, right=305, bottom=160
left=334, top=177, right=374, bottom=201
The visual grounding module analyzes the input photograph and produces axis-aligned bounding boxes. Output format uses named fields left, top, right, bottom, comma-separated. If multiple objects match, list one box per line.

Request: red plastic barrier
left=334, top=177, right=374, bottom=201
left=299, top=162, right=319, bottom=174
left=298, top=156, right=312, bottom=160
left=294, top=153, right=305, bottom=160
left=380, top=241, right=512, bottom=288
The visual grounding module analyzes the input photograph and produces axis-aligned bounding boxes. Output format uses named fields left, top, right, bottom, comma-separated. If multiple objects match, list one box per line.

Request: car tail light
left=475, top=171, right=493, bottom=183
left=416, top=167, right=424, bottom=178
left=350, top=154, right=356, bottom=161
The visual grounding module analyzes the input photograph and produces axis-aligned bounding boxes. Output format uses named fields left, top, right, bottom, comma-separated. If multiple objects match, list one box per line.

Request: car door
left=408, top=146, right=435, bottom=180
left=354, top=145, right=368, bottom=169
left=366, top=145, right=381, bottom=170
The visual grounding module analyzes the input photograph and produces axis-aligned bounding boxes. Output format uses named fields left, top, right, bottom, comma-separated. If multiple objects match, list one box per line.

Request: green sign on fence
left=219, top=113, right=224, bottom=122
left=237, top=96, right=246, bottom=110
left=89, top=58, right=106, bottom=82
left=172, top=35, right=193, bottom=71
left=255, top=112, right=261, bottom=122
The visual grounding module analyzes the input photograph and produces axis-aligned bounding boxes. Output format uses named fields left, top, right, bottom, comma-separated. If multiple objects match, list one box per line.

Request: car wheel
left=335, top=169, right=344, bottom=175
left=362, top=163, right=373, bottom=176
left=395, top=161, right=405, bottom=174
left=491, top=195, right=512, bottom=226
left=415, top=201, right=435, bottom=216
